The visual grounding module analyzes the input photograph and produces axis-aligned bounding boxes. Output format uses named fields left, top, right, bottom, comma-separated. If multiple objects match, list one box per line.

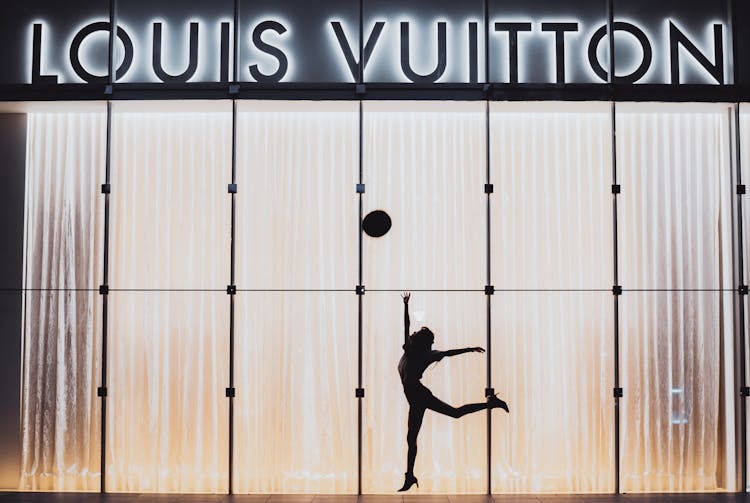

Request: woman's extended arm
left=402, top=292, right=411, bottom=347
left=441, top=347, right=485, bottom=358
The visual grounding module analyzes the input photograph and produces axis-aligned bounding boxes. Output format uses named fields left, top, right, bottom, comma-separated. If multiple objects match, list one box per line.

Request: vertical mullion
left=357, top=0, right=365, bottom=495
left=611, top=102, right=621, bottom=495
left=100, top=0, right=117, bottom=493
left=357, top=100, right=364, bottom=496
left=228, top=0, right=240, bottom=494
left=100, top=105, right=113, bottom=495
left=228, top=99, right=237, bottom=495
left=734, top=103, right=748, bottom=492
left=484, top=0, right=492, bottom=495
left=485, top=116, right=493, bottom=497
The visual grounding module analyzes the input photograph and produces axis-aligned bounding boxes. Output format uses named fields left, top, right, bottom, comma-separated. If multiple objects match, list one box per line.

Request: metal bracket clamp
left=613, top=387, right=623, bottom=398
left=355, top=84, right=366, bottom=95
left=485, top=184, right=494, bottom=194
left=612, top=285, right=622, bottom=296
left=228, top=183, right=237, bottom=194
left=355, top=388, right=365, bottom=398
left=225, top=388, right=236, bottom=398
left=229, top=84, right=240, bottom=95
left=738, top=184, right=746, bottom=195
left=485, top=285, right=495, bottom=295
left=611, top=184, right=621, bottom=194
left=227, top=285, right=237, bottom=295
left=739, top=285, right=749, bottom=296
left=99, top=285, right=109, bottom=295
left=356, top=183, right=365, bottom=194
left=485, top=387, right=495, bottom=398
left=356, top=285, right=366, bottom=295
left=97, top=387, right=108, bottom=397
left=101, top=183, right=111, bottom=194
left=741, top=386, right=750, bottom=397
left=104, top=85, right=113, bottom=95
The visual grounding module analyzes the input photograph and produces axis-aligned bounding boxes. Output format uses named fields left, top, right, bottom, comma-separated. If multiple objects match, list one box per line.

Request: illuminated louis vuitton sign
left=29, top=16, right=728, bottom=85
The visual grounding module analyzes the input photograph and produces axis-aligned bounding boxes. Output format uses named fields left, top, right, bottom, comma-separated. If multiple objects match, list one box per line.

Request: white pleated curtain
left=233, top=102, right=359, bottom=493
left=617, top=103, right=735, bottom=492
left=106, top=103, right=232, bottom=493
left=489, top=103, right=615, bottom=493
left=21, top=112, right=105, bottom=491
left=19, top=102, right=740, bottom=494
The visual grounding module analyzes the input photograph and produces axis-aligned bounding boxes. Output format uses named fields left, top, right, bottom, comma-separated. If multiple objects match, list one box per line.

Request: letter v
left=330, top=21, right=385, bottom=81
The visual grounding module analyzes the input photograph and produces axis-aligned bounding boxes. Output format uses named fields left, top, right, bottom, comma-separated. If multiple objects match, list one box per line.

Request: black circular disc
left=363, top=210, right=392, bottom=238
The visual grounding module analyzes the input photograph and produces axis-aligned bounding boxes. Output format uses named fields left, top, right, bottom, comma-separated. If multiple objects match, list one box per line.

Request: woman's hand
left=470, top=347, right=485, bottom=353
left=402, top=292, right=411, bottom=304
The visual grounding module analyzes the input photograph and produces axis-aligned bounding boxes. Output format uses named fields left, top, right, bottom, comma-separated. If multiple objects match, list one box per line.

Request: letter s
left=249, top=20, right=289, bottom=82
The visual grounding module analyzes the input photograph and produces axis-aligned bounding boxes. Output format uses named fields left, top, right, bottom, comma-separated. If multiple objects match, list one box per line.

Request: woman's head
left=403, top=326, right=434, bottom=353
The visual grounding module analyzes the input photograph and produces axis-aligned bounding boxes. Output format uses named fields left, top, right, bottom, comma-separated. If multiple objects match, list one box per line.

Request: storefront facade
left=1, top=0, right=750, bottom=496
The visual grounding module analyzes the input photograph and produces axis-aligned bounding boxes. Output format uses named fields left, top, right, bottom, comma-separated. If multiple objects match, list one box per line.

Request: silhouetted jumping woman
left=397, top=292, right=509, bottom=492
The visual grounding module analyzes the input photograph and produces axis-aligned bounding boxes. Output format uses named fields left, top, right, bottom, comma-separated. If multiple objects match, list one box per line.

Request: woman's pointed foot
left=398, top=473, right=419, bottom=492
left=489, top=394, right=509, bottom=413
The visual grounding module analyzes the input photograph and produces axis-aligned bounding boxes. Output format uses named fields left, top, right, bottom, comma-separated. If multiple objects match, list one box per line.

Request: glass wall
left=617, top=103, right=735, bottom=491
left=490, top=103, right=614, bottom=493
left=7, top=100, right=749, bottom=494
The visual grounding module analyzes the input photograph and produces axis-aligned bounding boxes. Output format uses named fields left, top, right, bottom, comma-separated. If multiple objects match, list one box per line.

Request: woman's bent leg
left=425, top=393, right=489, bottom=418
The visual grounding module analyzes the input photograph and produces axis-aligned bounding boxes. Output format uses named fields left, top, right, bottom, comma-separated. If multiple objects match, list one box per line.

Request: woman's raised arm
left=402, top=292, right=411, bottom=347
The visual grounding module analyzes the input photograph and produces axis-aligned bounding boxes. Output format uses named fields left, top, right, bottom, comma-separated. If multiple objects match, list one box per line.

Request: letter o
left=588, top=21, right=653, bottom=83
left=70, top=22, right=134, bottom=83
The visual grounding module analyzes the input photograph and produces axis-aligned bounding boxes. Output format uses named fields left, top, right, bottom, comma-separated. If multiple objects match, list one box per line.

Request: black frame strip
left=357, top=0, right=365, bottom=495
left=611, top=102, right=621, bottom=496
left=99, top=0, right=117, bottom=491
left=484, top=0, right=493, bottom=495
left=356, top=102, right=364, bottom=496
left=228, top=99, right=237, bottom=495
left=734, top=102, right=748, bottom=493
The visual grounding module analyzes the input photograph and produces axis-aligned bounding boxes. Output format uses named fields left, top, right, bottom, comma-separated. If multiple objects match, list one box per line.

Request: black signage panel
left=239, top=0, right=359, bottom=83
left=363, top=0, right=485, bottom=84
left=115, top=0, right=234, bottom=84
left=736, top=0, right=750, bottom=86
left=488, top=0, right=608, bottom=84
left=0, top=0, right=109, bottom=85
left=613, top=0, right=732, bottom=84
left=1, top=0, right=749, bottom=92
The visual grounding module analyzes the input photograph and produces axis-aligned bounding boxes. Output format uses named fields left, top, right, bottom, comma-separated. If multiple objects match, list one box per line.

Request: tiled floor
left=0, top=494, right=748, bottom=503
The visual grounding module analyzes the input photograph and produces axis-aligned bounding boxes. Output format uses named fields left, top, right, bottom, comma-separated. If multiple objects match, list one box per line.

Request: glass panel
left=363, top=102, right=485, bottom=291
left=236, top=101, right=358, bottom=290
left=23, top=109, right=106, bottom=290
left=620, top=291, right=735, bottom=492
left=363, top=292, right=486, bottom=493
left=234, top=292, right=357, bottom=493
left=239, top=0, right=359, bottom=83
left=116, top=0, right=234, bottom=84
left=613, top=0, right=732, bottom=85
left=20, top=290, right=102, bottom=491
left=491, top=292, right=614, bottom=493
left=110, top=101, right=232, bottom=290
left=617, top=103, right=733, bottom=290
left=106, top=291, right=229, bottom=493
left=490, top=102, right=612, bottom=290
left=488, top=0, right=608, bottom=84
left=363, top=0, right=484, bottom=84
